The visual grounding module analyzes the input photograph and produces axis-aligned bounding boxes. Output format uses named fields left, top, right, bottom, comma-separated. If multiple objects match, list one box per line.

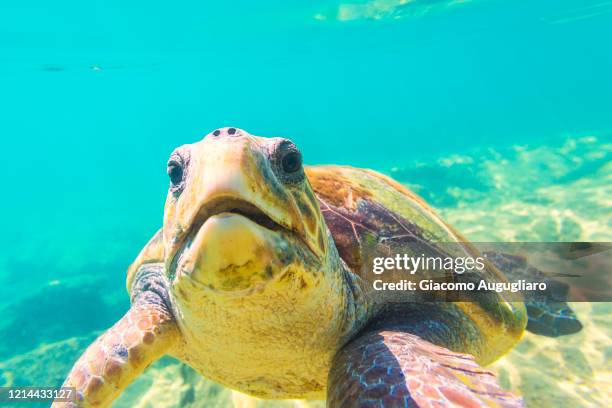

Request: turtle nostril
left=227, top=127, right=237, bottom=135
left=212, top=129, right=221, bottom=136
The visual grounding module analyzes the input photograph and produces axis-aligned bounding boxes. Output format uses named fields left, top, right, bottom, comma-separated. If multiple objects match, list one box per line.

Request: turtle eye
left=167, top=153, right=186, bottom=194
left=166, top=146, right=190, bottom=195
left=281, top=151, right=302, bottom=174
left=273, top=140, right=304, bottom=184
left=167, top=161, right=183, bottom=185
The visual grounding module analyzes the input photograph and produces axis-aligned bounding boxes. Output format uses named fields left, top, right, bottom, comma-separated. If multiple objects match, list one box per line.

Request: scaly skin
left=52, top=266, right=178, bottom=407
left=328, top=328, right=523, bottom=407
left=485, top=252, right=582, bottom=337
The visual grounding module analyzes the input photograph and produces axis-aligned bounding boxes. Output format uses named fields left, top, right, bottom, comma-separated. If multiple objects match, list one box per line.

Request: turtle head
left=163, top=127, right=335, bottom=294
left=157, top=129, right=357, bottom=395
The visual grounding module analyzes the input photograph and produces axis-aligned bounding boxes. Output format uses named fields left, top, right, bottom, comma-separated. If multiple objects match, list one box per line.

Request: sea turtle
left=53, top=128, right=581, bottom=407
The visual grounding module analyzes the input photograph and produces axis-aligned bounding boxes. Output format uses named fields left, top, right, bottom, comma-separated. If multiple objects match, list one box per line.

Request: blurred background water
left=0, top=1, right=610, bottom=407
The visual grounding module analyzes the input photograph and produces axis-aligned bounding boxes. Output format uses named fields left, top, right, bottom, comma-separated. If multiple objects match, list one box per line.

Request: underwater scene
left=1, top=0, right=611, bottom=407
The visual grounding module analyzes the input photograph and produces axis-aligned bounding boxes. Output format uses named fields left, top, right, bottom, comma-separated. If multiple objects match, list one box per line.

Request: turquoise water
left=0, top=1, right=611, bottom=407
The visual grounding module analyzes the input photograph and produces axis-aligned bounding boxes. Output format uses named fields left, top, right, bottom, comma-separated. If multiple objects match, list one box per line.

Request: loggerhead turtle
left=53, top=128, right=581, bottom=407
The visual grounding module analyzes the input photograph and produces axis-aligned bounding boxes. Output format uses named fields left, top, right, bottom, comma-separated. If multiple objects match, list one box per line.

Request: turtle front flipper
left=328, top=328, right=524, bottom=408
left=52, top=264, right=178, bottom=407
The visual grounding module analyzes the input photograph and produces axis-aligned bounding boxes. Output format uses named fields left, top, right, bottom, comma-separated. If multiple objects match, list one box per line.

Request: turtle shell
left=305, top=165, right=527, bottom=364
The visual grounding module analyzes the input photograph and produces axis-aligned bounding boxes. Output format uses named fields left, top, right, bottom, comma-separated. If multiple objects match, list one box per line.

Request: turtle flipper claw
left=328, top=329, right=524, bottom=408
left=52, top=265, right=178, bottom=407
